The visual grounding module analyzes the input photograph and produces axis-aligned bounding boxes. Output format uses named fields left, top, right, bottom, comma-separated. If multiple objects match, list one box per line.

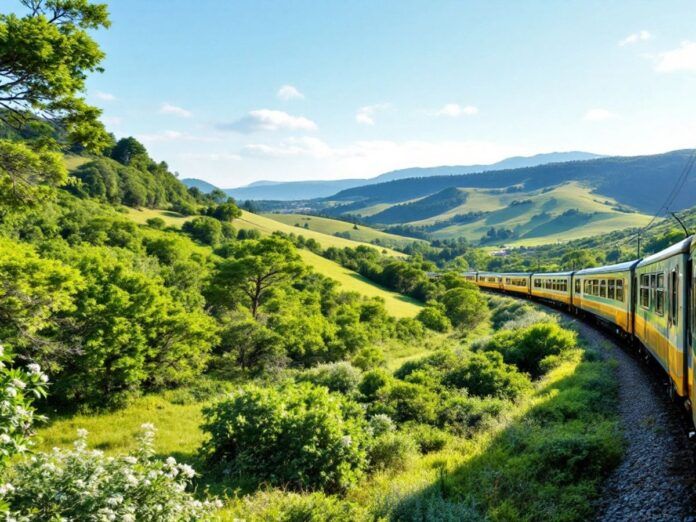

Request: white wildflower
left=26, top=363, right=41, bottom=374
left=0, top=483, right=14, bottom=495
left=5, top=387, right=16, bottom=398
left=11, top=379, right=26, bottom=390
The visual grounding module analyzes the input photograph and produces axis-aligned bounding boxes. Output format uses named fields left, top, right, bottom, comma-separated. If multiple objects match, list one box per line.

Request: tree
left=211, top=201, right=241, bottom=222
left=110, top=137, right=149, bottom=169
left=440, top=285, right=488, bottom=329
left=0, top=139, right=67, bottom=211
left=182, top=216, right=223, bottom=246
left=218, top=316, right=285, bottom=373
left=0, top=0, right=111, bottom=151
left=208, top=237, right=303, bottom=318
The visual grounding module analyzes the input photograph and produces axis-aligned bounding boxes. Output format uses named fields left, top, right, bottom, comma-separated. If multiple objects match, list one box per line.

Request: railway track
left=529, top=298, right=696, bottom=521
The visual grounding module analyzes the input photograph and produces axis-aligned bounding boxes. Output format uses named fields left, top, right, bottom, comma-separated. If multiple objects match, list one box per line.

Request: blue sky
left=84, top=0, right=696, bottom=187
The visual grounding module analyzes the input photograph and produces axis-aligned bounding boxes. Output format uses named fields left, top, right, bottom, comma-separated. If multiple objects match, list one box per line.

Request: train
left=463, top=236, right=696, bottom=427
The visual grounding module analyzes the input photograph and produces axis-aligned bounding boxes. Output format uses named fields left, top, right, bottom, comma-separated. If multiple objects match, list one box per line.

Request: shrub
left=394, top=350, right=458, bottom=380
left=359, top=369, right=392, bottom=401
left=296, top=362, right=362, bottom=394
left=395, top=317, right=426, bottom=341
left=201, top=382, right=370, bottom=492
left=404, top=423, right=450, bottom=454
left=442, top=351, right=531, bottom=400
left=352, top=346, right=386, bottom=371
left=416, top=305, right=451, bottom=332
left=145, top=216, right=166, bottom=229
left=440, top=285, right=488, bottom=329
left=369, top=414, right=396, bottom=437
left=482, top=322, right=576, bottom=378
left=371, top=381, right=439, bottom=425
left=5, top=425, right=220, bottom=520
left=368, top=432, right=418, bottom=471
left=182, top=216, right=223, bottom=245
left=437, top=394, right=506, bottom=436
left=389, top=491, right=484, bottom=522
left=0, top=344, right=49, bottom=470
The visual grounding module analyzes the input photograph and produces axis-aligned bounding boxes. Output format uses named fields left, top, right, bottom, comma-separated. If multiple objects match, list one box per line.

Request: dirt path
left=555, top=311, right=696, bottom=521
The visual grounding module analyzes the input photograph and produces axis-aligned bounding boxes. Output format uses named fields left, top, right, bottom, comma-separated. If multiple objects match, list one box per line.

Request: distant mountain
left=181, top=178, right=219, bottom=193
left=222, top=151, right=600, bottom=201
left=329, top=149, right=696, bottom=214
left=370, top=151, right=602, bottom=183
left=225, top=179, right=366, bottom=201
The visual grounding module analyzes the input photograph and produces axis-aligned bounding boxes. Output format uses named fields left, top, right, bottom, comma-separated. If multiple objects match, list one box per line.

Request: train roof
left=575, top=259, right=640, bottom=276
left=498, top=272, right=532, bottom=277
left=531, top=271, right=574, bottom=277
left=637, top=236, right=692, bottom=267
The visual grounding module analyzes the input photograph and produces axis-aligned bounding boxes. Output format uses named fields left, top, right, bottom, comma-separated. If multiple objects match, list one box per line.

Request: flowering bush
left=2, top=425, right=221, bottom=521
left=0, top=343, right=49, bottom=469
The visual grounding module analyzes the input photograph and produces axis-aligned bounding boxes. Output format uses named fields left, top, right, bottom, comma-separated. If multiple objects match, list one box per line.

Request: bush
left=369, top=414, right=397, bottom=437
left=482, top=322, right=576, bottom=378
left=182, top=216, right=223, bottom=245
left=359, top=369, right=392, bottom=401
left=371, top=381, right=439, bottom=425
left=5, top=425, right=220, bottom=521
left=442, top=351, right=531, bottom=400
left=416, top=305, right=451, bottom=332
left=351, top=346, right=386, bottom=371
left=437, top=394, right=506, bottom=436
left=296, top=362, right=362, bottom=394
left=404, top=423, right=450, bottom=454
left=395, top=317, right=426, bottom=340
left=368, top=432, right=418, bottom=471
left=201, top=383, right=370, bottom=492
left=145, top=216, right=166, bottom=229
left=440, top=285, right=488, bottom=329
left=389, top=492, right=483, bottom=522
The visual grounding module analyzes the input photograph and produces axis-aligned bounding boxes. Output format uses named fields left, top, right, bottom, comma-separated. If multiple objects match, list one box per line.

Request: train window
left=608, top=279, right=615, bottom=300
left=655, top=273, right=665, bottom=315
left=616, top=279, right=624, bottom=302
left=593, top=279, right=599, bottom=296
left=640, top=274, right=650, bottom=308
left=575, top=279, right=581, bottom=294
left=599, top=279, right=607, bottom=298
left=670, top=270, right=678, bottom=326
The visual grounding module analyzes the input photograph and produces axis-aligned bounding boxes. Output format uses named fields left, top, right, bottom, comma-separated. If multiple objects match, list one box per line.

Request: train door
left=689, top=256, right=696, bottom=419
left=667, top=258, right=686, bottom=396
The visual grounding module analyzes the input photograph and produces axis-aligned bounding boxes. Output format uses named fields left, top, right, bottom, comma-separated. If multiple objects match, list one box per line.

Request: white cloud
left=178, top=152, right=241, bottom=161
left=654, top=41, right=696, bottom=72
left=219, top=109, right=318, bottom=133
left=583, top=108, right=618, bottom=122
left=137, top=130, right=218, bottom=143
left=618, top=30, right=652, bottom=47
left=160, top=103, right=193, bottom=118
left=242, top=137, right=334, bottom=159
left=277, top=85, right=304, bottom=100
left=95, top=91, right=116, bottom=101
left=101, top=116, right=122, bottom=126
left=432, top=103, right=478, bottom=117
left=355, top=104, right=390, bottom=125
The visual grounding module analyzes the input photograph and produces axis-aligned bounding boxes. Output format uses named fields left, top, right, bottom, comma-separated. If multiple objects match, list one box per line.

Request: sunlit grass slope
left=298, top=249, right=422, bottom=318
left=262, top=212, right=425, bottom=249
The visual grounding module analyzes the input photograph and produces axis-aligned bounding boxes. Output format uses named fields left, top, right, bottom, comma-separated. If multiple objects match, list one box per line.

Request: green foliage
left=404, top=423, right=450, bottom=454
left=0, top=345, right=49, bottom=470
left=296, top=362, right=362, bottom=395
left=351, top=346, right=386, bottom=371
left=416, top=304, right=452, bottom=332
left=227, top=490, right=369, bottom=522
left=0, top=238, right=82, bottom=352
left=0, top=140, right=67, bottom=212
left=217, top=314, right=285, bottom=374
left=5, top=425, right=220, bottom=520
left=208, top=236, right=304, bottom=317
left=146, top=216, right=166, bottom=229
left=210, top=201, right=242, bottom=222
left=442, top=351, right=532, bottom=400
left=481, top=322, right=577, bottom=378
left=440, top=285, right=488, bottom=329
left=182, top=215, right=225, bottom=245
left=0, top=0, right=111, bottom=151
left=201, top=382, right=370, bottom=492
left=370, top=381, right=439, bottom=424
left=368, top=431, right=418, bottom=471
left=436, top=394, right=506, bottom=435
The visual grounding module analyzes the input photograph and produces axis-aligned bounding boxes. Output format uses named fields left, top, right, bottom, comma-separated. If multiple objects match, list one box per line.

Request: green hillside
left=297, top=250, right=422, bottom=318
left=262, top=213, right=426, bottom=249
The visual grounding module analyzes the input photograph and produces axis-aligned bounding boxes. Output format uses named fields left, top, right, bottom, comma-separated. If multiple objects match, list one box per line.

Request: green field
left=63, top=154, right=91, bottom=171
left=298, top=249, right=422, bottom=318
left=262, top=212, right=425, bottom=249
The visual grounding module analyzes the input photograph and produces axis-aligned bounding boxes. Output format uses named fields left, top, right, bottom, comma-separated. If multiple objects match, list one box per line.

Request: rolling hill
left=210, top=151, right=599, bottom=201
left=261, top=213, right=428, bottom=249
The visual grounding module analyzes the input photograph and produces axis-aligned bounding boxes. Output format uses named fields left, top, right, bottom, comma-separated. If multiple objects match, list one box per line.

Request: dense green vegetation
left=0, top=1, right=627, bottom=519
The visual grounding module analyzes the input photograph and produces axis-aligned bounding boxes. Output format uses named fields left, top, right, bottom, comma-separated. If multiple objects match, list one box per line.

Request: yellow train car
left=635, top=237, right=691, bottom=398
left=500, top=272, right=532, bottom=296
left=573, top=260, right=638, bottom=335
left=477, top=272, right=503, bottom=290
left=462, top=271, right=478, bottom=283
left=530, top=272, right=572, bottom=306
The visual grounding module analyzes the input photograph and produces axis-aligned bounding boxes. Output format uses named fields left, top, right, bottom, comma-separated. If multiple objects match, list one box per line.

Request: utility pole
left=669, top=211, right=690, bottom=238
left=637, top=234, right=641, bottom=258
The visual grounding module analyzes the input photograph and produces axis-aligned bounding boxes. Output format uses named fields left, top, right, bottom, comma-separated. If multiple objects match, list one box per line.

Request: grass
left=63, top=154, right=91, bottom=171
left=298, top=249, right=422, bottom=318
left=262, top=212, right=426, bottom=249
